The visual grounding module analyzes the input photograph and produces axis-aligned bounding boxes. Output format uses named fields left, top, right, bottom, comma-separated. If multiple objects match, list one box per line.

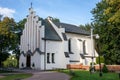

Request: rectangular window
left=78, top=39, right=83, bottom=54
left=83, top=40, right=86, bottom=54
left=51, top=53, right=55, bottom=63
left=47, top=53, right=50, bottom=63
left=68, top=39, right=71, bottom=52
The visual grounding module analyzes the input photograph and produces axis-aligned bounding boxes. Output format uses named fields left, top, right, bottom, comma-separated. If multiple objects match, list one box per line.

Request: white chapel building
left=19, top=7, right=98, bottom=70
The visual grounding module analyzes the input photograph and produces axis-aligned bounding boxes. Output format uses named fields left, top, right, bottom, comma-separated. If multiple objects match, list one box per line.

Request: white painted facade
left=19, top=7, right=98, bottom=70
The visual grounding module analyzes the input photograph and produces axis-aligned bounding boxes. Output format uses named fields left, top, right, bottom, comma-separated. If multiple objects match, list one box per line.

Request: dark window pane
left=47, top=53, right=50, bottom=63
left=83, top=40, right=86, bottom=54
left=52, top=53, right=55, bottom=63
left=68, top=39, right=71, bottom=52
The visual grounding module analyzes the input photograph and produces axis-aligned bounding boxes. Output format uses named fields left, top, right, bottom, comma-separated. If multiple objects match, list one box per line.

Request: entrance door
left=26, top=54, right=31, bottom=67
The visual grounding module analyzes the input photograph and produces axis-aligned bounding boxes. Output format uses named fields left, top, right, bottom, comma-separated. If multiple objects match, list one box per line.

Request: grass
left=0, top=70, right=32, bottom=80
left=0, top=73, right=32, bottom=80
left=0, top=70, right=14, bottom=73
left=62, top=70, right=119, bottom=80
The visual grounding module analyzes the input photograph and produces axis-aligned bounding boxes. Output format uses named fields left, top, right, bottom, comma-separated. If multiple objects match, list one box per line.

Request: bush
left=89, top=66, right=96, bottom=73
left=90, top=62, right=96, bottom=66
left=102, top=64, right=108, bottom=73
left=89, top=62, right=96, bottom=72
left=96, top=56, right=104, bottom=64
left=69, top=70, right=76, bottom=76
left=3, top=55, right=17, bottom=68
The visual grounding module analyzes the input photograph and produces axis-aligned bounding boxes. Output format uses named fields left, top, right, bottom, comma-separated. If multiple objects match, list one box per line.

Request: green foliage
left=96, top=56, right=104, bottom=64
left=0, top=73, right=32, bottom=80
left=79, top=23, right=92, bottom=32
left=102, top=64, right=109, bottom=73
left=62, top=70, right=119, bottom=80
left=90, top=62, right=96, bottom=66
left=0, top=53, right=10, bottom=65
left=69, top=70, right=77, bottom=76
left=16, top=18, right=26, bottom=33
left=91, top=0, right=120, bottom=64
left=52, top=18, right=60, bottom=22
left=0, top=17, right=18, bottom=67
left=89, top=62, right=96, bottom=72
left=3, top=55, right=17, bottom=68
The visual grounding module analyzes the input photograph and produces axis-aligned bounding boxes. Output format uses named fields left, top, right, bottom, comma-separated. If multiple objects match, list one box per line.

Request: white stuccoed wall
left=19, top=54, right=26, bottom=68
left=20, top=7, right=42, bottom=53
left=45, top=18, right=69, bottom=69
left=19, top=7, right=45, bottom=69
left=45, top=40, right=67, bottom=69
left=39, top=26, right=45, bottom=70
left=64, top=41, right=70, bottom=64
left=66, top=33, right=98, bottom=65
left=31, top=52, right=41, bottom=70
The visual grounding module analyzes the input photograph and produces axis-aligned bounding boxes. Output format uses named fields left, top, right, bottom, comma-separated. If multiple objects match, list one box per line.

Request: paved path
left=22, top=71, right=70, bottom=80
left=0, top=76, right=5, bottom=78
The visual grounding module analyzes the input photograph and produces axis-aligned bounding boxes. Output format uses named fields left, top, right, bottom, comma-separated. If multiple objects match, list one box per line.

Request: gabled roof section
left=54, top=22, right=90, bottom=35
left=42, top=20, right=62, bottom=41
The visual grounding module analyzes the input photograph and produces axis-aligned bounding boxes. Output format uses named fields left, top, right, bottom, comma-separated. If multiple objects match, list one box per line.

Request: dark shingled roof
left=40, top=18, right=90, bottom=41
left=54, top=22, right=90, bottom=35
left=42, top=20, right=62, bottom=41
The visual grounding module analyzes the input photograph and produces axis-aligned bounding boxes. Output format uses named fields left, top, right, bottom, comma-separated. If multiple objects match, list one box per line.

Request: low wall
left=67, top=64, right=89, bottom=70
left=95, top=65, right=120, bottom=71
left=67, top=64, right=83, bottom=69
left=67, top=64, right=120, bottom=71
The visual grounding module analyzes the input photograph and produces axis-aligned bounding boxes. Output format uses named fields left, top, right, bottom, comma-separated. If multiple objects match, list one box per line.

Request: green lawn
left=0, top=73, right=32, bottom=80
left=0, top=70, right=14, bottom=73
left=62, top=70, right=119, bottom=80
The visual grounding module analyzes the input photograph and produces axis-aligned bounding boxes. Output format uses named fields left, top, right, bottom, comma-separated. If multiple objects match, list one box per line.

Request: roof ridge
left=55, top=22, right=78, bottom=27
left=53, top=22, right=90, bottom=35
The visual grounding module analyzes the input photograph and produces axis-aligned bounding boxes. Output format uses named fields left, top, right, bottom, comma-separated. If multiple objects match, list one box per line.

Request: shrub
left=69, top=70, right=76, bottom=76
left=96, top=56, right=104, bottom=64
left=89, top=66, right=96, bottom=73
left=102, top=64, right=108, bottom=73
left=89, top=62, right=96, bottom=72
left=90, top=62, right=96, bottom=66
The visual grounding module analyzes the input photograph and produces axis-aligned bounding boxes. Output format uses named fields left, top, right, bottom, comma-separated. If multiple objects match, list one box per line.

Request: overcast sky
left=0, top=0, right=101, bottom=25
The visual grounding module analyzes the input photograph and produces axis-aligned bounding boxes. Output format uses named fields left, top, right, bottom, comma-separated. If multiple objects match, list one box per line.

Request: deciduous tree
left=91, top=0, right=120, bottom=64
left=0, top=17, right=17, bottom=67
